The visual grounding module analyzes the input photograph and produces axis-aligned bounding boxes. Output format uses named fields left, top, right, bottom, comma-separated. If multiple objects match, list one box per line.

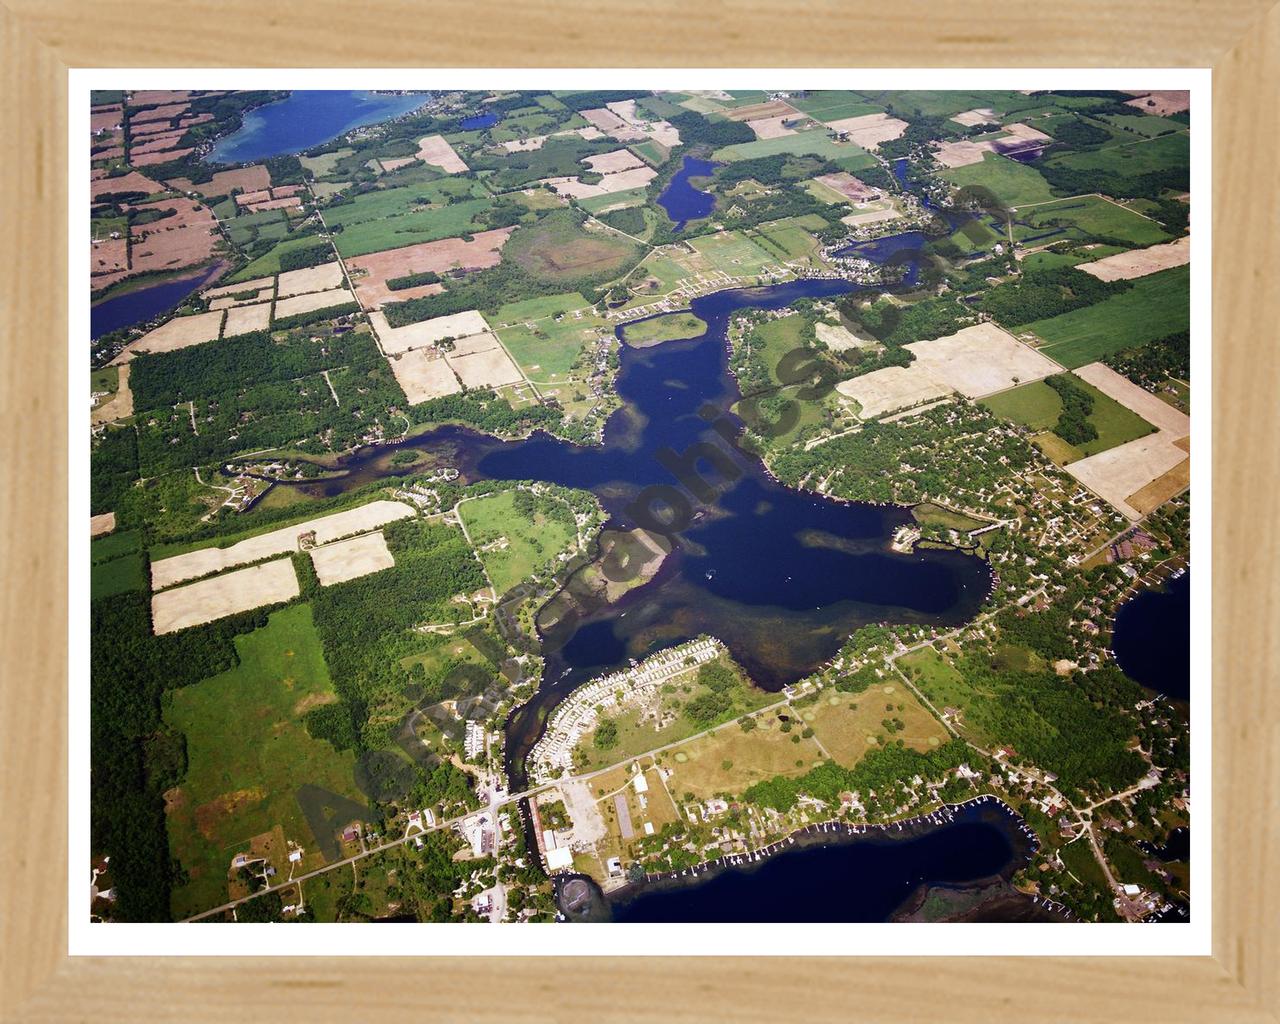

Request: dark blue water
left=91, top=263, right=222, bottom=339
left=612, top=803, right=1024, bottom=922
left=1111, top=571, right=1191, bottom=699
left=658, top=156, right=720, bottom=231
left=208, top=91, right=428, bottom=164
left=459, top=111, right=499, bottom=130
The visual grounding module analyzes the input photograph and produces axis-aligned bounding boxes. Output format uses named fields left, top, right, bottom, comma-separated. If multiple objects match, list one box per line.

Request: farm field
left=1044, top=131, right=1189, bottom=180
left=163, top=605, right=363, bottom=919
left=982, top=376, right=1156, bottom=461
left=1012, top=196, right=1171, bottom=247
left=151, top=558, right=300, bottom=634
left=1029, top=265, right=1190, bottom=367
left=713, top=131, right=878, bottom=171
left=504, top=210, right=642, bottom=287
left=687, top=230, right=779, bottom=278
left=939, top=152, right=1057, bottom=209
left=497, top=306, right=607, bottom=380
left=457, top=490, right=577, bottom=594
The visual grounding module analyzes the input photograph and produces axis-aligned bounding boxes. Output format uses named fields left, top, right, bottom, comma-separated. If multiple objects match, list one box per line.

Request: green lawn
left=712, top=130, right=878, bottom=171
left=164, top=604, right=363, bottom=919
left=1030, top=264, right=1190, bottom=368
left=940, top=152, right=1058, bottom=210
left=1012, top=196, right=1170, bottom=246
left=620, top=312, right=707, bottom=348
left=497, top=306, right=608, bottom=380
left=457, top=490, right=578, bottom=593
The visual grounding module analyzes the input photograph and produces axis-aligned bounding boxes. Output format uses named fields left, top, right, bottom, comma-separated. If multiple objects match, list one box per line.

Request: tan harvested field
left=276, top=261, right=344, bottom=298
left=951, top=107, right=997, bottom=127
left=90, top=512, right=117, bottom=537
left=370, top=308, right=490, bottom=355
left=205, top=275, right=274, bottom=299
left=131, top=90, right=192, bottom=106
left=91, top=170, right=162, bottom=199
left=152, top=558, right=300, bottom=635
left=815, top=321, right=873, bottom=352
left=584, top=149, right=646, bottom=174
left=131, top=102, right=189, bottom=123
left=415, top=135, right=468, bottom=173
left=815, top=171, right=881, bottom=202
left=150, top=500, right=416, bottom=590
left=906, top=322, right=1061, bottom=398
left=209, top=287, right=273, bottom=310
left=222, top=302, right=273, bottom=336
left=825, top=112, right=909, bottom=149
left=90, top=238, right=128, bottom=278
left=1067, top=435, right=1189, bottom=520
left=273, top=287, right=356, bottom=319
left=166, top=166, right=270, bottom=198
left=1126, top=457, right=1191, bottom=515
left=130, top=120, right=176, bottom=137
left=309, top=531, right=396, bottom=586
left=836, top=365, right=952, bottom=419
left=498, top=126, right=603, bottom=153
left=386, top=347, right=463, bottom=403
left=91, top=363, right=133, bottom=425
left=93, top=198, right=221, bottom=290
left=722, top=100, right=797, bottom=122
left=1073, top=362, right=1191, bottom=436
left=378, top=156, right=417, bottom=173
left=241, top=196, right=302, bottom=214
left=933, top=139, right=991, bottom=168
left=1079, top=235, right=1191, bottom=282
left=580, top=107, right=630, bottom=133
left=933, top=123, right=1052, bottom=169
left=746, top=115, right=799, bottom=140
left=447, top=345, right=524, bottom=389
left=345, top=228, right=512, bottom=309
left=804, top=685, right=947, bottom=766
left=547, top=165, right=657, bottom=199
left=131, top=132, right=186, bottom=155
left=1124, top=90, right=1190, bottom=115
left=133, top=148, right=194, bottom=167
left=446, top=331, right=501, bottom=357
left=841, top=205, right=904, bottom=227
left=113, top=310, right=224, bottom=364
left=90, top=106, right=123, bottom=132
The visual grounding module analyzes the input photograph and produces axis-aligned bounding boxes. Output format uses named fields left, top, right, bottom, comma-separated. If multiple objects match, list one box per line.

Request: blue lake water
left=207, top=91, right=429, bottom=164
left=1110, top=571, right=1191, bottom=699
left=657, top=156, right=721, bottom=231
left=459, top=111, right=499, bottom=130
left=91, top=263, right=223, bottom=340
left=609, top=801, right=1033, bottom=922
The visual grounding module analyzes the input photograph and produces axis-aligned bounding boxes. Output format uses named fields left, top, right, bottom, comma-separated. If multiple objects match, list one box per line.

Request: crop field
left=346, top=228, right=512, bottom=309
left=151, top=558, right=301, bottom=634
left=386, top=347, right=463, bottom=404
left=1029, top=265, right=1190, bottom=367
left=713, top=130, right=878, bottom=171
left=115, top=310, right=225, bottom=362
left=905, top=323, right=1061, bottom=399
left=1079, top=235, right=1190, bottom=281
left=802, top=683, right=947, bottom=766
left=330, top=198, right=493, bottom=258
left=1044, top=131, right=1189, bottom=180
left=164, top=605, right=363, bottom=919
left=981, top=380, right=1063, bottom=431
left=1012, top=196, right=1171, bottom=247
left=579, top=187, right=648, bottom=215
left=1098, top=113, right=1188, bottom=138
left=490, top=292, right=591, bottom=327
left=309, top=531, right=396, bottom=586
left=497, top=307, right=606, bottom=380
left=447, top=343, right=524, bottom=389
left=939, top=152, right=1057, bottom=209
left=227, top=235, right=331, bottom=282
left=982, top=375, right=1155, bottom=461
left=458, top=490, right=577, bottom=594
left=91, top=550, right=147, bottom=600
left=750, top=218, right=823, bottom=260
left=787, top=91, right=885, bottom=123
left=504, top=210, right=641, bottom=286
left=687, top=230, right=779, bottom=278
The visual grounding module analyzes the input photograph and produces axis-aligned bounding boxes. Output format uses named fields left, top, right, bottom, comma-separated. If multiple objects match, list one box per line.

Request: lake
left=657, top=156, right=720, bottom=231
left=603, top=799, right=1045, bottom=922
left=91, top=263, right=223, bottom=340
left=207, top=90, right=430, bottom=164
left=1110, top=570, right=1191, bottom=699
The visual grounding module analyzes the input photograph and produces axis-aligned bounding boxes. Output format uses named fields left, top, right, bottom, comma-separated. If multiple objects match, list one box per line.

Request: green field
left=620, top=312, right=707, bottom=348
left=940, top=152, right=1058, bottom=210
left=1012, top=196, right=1170, bottom=246
left=504, top=210, right=642, bottom=286
left=982, top=375, right=1155, bottom=459
left=1044, top=131, right=1189, bottom=180
left=164, top=605, right=363, bottom=919
left=712, top=130, right=878, bottom=171
left=227, top=234, right=329, bottom=282
left=688, top=229, right=779, bottom=277
left=1020, top=243, right=1127, bottom=272
left=787, top=91, right=884, bottom=122
left=491, top=292, right=591, bottom=327
left=1098, top=113, right=1188, bottom=139
left=1029, top=265, right=1190, bottom=368
left=457, top=490, right=577, bottom=593
left=91, top=527, right=142, bottom=564
left=579, top=187, right=648, bottom=214
left=497, top=306, right=608, bottom=380
left=751, top=217, right=824, bottom=260
left=90, top=551, right=146, bottom=600
left=324, top=180, right=495, bottom=258
left=860, top=89, right=1046, bottom=120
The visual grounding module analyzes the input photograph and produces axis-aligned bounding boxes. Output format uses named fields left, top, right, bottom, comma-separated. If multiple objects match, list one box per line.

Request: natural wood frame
left=3, top=2, right=1277, bottom=1019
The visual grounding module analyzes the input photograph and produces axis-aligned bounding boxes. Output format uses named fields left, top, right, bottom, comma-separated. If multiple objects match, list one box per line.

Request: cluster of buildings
left=527, top=637, right=724, bottom=782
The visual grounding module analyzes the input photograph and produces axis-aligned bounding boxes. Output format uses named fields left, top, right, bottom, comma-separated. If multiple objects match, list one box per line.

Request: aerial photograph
left=86, top=86, right=1192, bottom=927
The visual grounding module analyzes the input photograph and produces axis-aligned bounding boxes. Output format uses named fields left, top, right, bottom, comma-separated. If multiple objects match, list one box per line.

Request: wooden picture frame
left=2, top=2, right=1276, bottom=1018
